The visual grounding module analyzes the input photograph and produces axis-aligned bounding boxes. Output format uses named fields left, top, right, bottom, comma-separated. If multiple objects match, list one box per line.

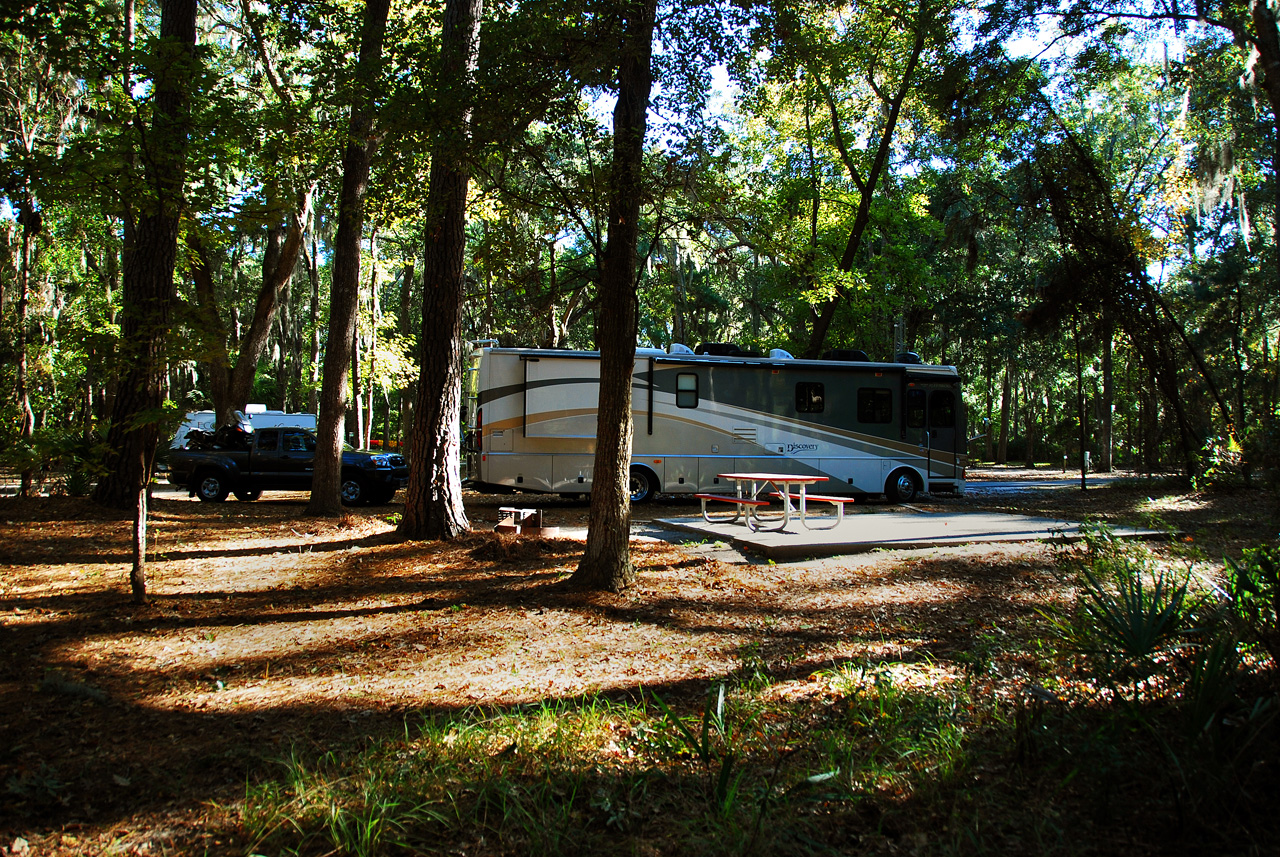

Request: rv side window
left=857, top=388, right=893, bottom=424
left=256, top=429, right=280, bottom=451
left=906, top=389, right=926, bottom=428
left=676, top=373, right=699, bottom=408
left=796, top=382, right=825, bottom=413
left=930, top=390, right=956, bottom=428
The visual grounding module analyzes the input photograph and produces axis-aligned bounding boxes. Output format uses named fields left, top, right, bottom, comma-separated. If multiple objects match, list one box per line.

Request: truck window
left=796, top=382, right=824, bottom=413
left=677, top=373, right=698, bottom=408
left=857, top=388, right=893, bottom=424
left=256, top=429, right=279, bottom=451
left=906, top=389, right=926, bottom=428
left=284, top=431, right=314, bottom=452
left=930, top=390, right=956, bottom=428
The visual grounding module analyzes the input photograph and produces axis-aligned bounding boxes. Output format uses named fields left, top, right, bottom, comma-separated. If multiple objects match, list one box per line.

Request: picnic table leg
left=701, top=495, right=744, bottom=525
left=747, top=479, right=791, bottom=532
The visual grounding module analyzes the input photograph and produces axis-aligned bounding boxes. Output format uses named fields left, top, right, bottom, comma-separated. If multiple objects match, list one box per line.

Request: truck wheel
left=195, top=472, right=229, bottom=503
left=885, top=469, right=920, bottom=504
left=234, top=489, right=262, bottom=502
left=629, top=466, right=657, bottom=503
left=340, top=475, right=367, bottom=506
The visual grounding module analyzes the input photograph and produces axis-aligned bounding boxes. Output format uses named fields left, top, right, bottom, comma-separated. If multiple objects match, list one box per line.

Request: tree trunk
left=132, top=474, right=149, bottom=605
left=352, top=326, right=363, bottom=447
left=996, top=364, right=1010, bottom=465
left=93, top=0, right=198, bottom=514
left=1022, top=386, right=1035, bottom=470
left=398, top=0, right=483, bottom=541
left=398, top=262, right=416, bottom=450
left=307, top=0, right=391, bottom=516
left=1075, top=312, right=1088, bottom=489
left=1100, top=326, right=1113, bottom=472
left=983, top=359, right=993, bottom=464
left=221, top=203, right=309, bottom=424
left=570, top=0, right=658, bottom=592
left=307, top=233, right=321, bottom=415
left=16, top=210, right=35, bottom=497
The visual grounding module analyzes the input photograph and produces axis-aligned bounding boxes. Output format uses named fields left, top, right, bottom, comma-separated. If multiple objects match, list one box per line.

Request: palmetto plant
left=1066, top=548, right=1193, bottom=701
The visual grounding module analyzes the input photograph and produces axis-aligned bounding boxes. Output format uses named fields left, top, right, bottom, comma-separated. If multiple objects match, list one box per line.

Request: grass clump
left=240, top=677, right=993, bottom=856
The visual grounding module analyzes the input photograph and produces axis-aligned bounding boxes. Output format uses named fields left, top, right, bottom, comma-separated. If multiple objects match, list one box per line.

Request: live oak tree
left=89, top=0, right=198, bottom=606
left=397, top=0, right=484, bottom=540
left=570, top=0, right=659, bottom=592
left=308, top=0, right=392, bottom=515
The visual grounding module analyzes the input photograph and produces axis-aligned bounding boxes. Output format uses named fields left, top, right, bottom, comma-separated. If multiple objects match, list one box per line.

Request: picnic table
left=696, top=472, right=851, bottom=532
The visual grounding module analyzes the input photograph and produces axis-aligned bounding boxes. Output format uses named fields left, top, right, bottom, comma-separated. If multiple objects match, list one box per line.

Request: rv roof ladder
left=463, top=340, right=496, bottom=436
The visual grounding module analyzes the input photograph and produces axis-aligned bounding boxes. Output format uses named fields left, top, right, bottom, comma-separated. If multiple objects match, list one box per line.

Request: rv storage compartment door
left=524, top=357, right=600, bottom=438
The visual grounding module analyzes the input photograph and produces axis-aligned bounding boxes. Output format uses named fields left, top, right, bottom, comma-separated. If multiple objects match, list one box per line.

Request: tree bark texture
left=307, top=235, right=322, bottom=415
left=17, top=211, right=35, bottom=497
left=1248, top=0, right=1280, bottom=290
left=996, top=364, right=1010, bottom=464
left=1100, top=327, right=1113, bottom=472
left=570, top=0, right=658, bottom=592
left=92, top=0, right=198, bottom=511
left=306, top=0, right=391, bottom=516
left=398, top=262, right=416, bottom=450
left=398, top=0, right=483, bottom=540
left=132, top=477, right=149, bottom=604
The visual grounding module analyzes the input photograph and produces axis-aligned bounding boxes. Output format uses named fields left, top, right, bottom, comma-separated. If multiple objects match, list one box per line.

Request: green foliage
left=1225, top=543, right=1280, bottom=667
left=238, top=674, right=990, bottom=856
left=1193, top=434, right=1244, bottom=491
left=1056, top=525, right=1195, bottom=698
left=0, top=425, right=112, bottom=494
left=648, top=683, right=754, bottom=815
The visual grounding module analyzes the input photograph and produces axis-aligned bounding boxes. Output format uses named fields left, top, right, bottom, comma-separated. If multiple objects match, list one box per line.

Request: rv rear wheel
left=629, top=467, right=657, bottom=503
left=885, top=469, right=920, bottom=504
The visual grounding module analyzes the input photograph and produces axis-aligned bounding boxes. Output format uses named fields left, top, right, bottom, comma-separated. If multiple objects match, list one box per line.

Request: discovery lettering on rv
left=786, top=442, right=819, bottom=454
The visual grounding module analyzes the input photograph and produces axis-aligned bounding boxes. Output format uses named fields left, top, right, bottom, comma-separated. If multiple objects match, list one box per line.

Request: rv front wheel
left=885, top=469, right=920, bottom=504
left=629, top=467, right=657, bottom=503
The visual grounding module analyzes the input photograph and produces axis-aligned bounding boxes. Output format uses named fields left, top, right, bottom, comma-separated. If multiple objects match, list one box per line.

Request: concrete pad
left=654, top=508, right=1163, bottom=560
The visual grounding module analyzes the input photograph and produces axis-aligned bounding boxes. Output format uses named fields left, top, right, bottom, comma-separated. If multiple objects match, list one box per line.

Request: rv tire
left=885, top=469, right=920, bottom=504
left=629, top=466, right=658, bottom=504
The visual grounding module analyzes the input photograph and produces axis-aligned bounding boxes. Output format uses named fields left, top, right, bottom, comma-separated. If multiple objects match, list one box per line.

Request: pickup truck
left=166, top=426, right=409, bottom=505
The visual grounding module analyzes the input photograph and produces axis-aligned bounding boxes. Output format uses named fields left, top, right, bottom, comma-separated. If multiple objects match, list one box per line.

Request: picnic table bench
left=695, top=493, right=772, bottom=529
left=770, top=491, right=854, bottom=529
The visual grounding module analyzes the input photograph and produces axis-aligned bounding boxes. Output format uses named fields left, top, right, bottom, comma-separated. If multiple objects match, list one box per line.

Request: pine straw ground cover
left=0, top=478, right=1276, bottom=856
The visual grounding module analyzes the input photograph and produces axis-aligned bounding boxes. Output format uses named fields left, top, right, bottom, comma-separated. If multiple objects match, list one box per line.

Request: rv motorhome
left=466, top=343, right=965, bottom=503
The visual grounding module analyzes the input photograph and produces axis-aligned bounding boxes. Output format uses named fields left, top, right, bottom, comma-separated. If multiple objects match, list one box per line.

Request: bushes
left=1226, top=543, right=1280, bottom=671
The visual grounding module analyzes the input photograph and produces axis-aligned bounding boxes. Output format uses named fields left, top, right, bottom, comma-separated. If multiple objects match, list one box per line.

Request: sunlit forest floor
left=1, top=473, right=1276, bottom=855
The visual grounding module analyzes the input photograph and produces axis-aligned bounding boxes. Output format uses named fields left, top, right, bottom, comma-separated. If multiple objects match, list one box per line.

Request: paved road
left=965, top=473, right=1132, bottom=494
